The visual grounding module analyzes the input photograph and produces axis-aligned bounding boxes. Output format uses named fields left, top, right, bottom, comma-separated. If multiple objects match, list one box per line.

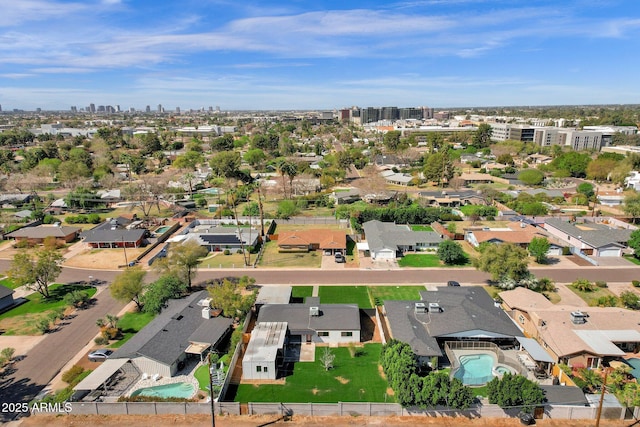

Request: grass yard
left=199, top=252, right=249, bottom=268
left=109, top=311, right=156, bottom=348
left=291, top=286, right=313, bottom=302
left=623, top=255, right=640, bottom=266
left=0, top=283, right=97, bottom=335
left=318, top=286, right=372, bottom=308
left=0, top=277, right=18, bottom=289
left=369, top=286, right=425, bottom=306
left=234, top=344, right=392, bottom=403
left=195, top=355, right=230, bottom=391
left=410, top=225, right=434, bottom=232
left=568, top=285, right=619, bottom=307
left=398, top=253, right=471, bottom=268
left=259, top=241, right=321, bottom=268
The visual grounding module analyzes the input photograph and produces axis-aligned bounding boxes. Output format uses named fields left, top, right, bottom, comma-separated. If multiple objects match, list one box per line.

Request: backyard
left=233, top=344, right=391, bottom=403
left=0, top=283, right=97, bottom=335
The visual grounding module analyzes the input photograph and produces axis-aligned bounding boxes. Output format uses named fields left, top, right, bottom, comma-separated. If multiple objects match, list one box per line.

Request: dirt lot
left=19, top=414, right=634, bottom=427
left=63, top=248, right=147, bottom=269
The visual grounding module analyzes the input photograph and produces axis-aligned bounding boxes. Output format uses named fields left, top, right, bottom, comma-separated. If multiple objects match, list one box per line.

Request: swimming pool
left=155, top=226, right=172, bottom=234
left=627, top=358, right=640, bottom=379
left=131, top=382, right=195, bottom=399
left=454, top=354, right=495, bottom=386
left=199, top=188, right=220, bottom=195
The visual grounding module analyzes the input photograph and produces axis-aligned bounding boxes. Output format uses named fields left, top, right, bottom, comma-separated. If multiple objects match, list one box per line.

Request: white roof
left=73, top=358, right=128, bottom=391
left=573, top=330, right=640, bottom=356
left=516, top=337, right=555, bottom=363
left=356, top=242, right=369, bottom=251
left=244, top=322, right=287, bottom=364
left=256, top=286, right=292, bottom=306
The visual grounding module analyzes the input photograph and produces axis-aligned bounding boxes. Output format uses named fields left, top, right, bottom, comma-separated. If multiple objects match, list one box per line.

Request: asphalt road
left=0, top=285, right=125, bottom=422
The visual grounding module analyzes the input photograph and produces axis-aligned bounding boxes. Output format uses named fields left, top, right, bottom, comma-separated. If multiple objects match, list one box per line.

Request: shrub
left=62, top=365, right=85, bottom=384
left=36, top=318, right=51, bottom=334
left=595, top=281, right=608, bottom=288
left=632, top=280, right=640, bottom=288
left=64, top=290, right=91, bottom=308
left=94, top=336, right=109, bottom=346
left=620, top=291, right=640, bottom=310
left=562, top=247, right=572, bottom=256
left=223, top=249, right=230, bottom=255
left=595, top=296, right=618, bottom=307
left=236, top=249, right=243, bottom=254
left=572, top=278, right=595, bottom=292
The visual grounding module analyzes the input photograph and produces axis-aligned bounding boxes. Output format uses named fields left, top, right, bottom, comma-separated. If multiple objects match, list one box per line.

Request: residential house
left=524, top=154, right=553, bottom=165
left=110, top=291, right=232, bottom=378
left=543, top=218, right=632, bottom=257
left=0, top=193, right=33, bottom=208
left=625, top=171, right=640, bottom=191
left=383, top=287, right=523, bottom=364
left=257, top=297, right=360, bottom=344
left=465, top=222, right=562, bottom=255
left=330, top=188, right=361, bottom=205
left=96, top=189, right=122, bottom=206
left=418, top=190, right=486, bottom=208
left=81, top=217, right=147, bottom=248
left=242, top=321, right=287, bottom=381
left=374, top=154, right=407, bottom=169
left=380, top=170, right=413, bottom=186
left=13, top=210, right=33, bottom=220
left=597, top=190, right=625, bottom=207
left=500, top=287, right=640, bottom=368
left=0, top=285, right=15, bottom=312
left=276, top=229, right=347, bottom=254
left=6, top=224, right=80, bottom=245
left=183, top=224, right=260, bottom=252
left=362, top=220, right=443, bottom=259
left=459, top=172, right=495, bottom=186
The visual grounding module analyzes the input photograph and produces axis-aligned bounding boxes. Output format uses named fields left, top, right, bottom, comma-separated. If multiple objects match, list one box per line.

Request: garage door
left=374, top=250, right=395, bottom=260
left=547, top=247, right=562, bottom=256
left=598, top=247, right=620, bottom=257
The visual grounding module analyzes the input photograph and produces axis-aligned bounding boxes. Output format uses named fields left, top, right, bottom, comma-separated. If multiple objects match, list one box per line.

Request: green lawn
left=109, top=311, right=156, bottom=348
left=199, top=252, right=249, bottom=268
left=318, top=286, right=372, bottom=308
left=291, top=286, right=314, bottom=302
left=369, top=286, right=425, bottom=306
left=567, top=285, right=619, bottom=307
left=195, top=355, right=230, bottom=391
left=623, top=255, right=640, bottom=266
left=0, top=277, right=18, bottom=290
left=0, top=283, right=96, bottom=320
left=398, top=253, right=471, bottom=268
left=234, top=344, right=391, bottom=403
left=410, top=225, right=434, bottom=232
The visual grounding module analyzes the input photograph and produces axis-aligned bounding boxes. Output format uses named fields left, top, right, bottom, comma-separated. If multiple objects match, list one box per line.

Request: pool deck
left=126, top=359, right=201, bottom=399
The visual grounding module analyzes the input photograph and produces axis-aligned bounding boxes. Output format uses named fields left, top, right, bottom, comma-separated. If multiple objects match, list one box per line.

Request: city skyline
left=1, top=0, right=640, bottom=111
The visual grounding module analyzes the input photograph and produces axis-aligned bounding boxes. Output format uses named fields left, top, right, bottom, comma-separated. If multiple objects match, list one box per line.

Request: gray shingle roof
left=7, top=225, right=80, bottom=239
left=545, top=218, right=631, bottom=248
left=82, top=229, right=146, bottom=244
left=257, top=298, right=360, bottom=335
left=384, top=287, right=522, bottom=358
left=112, top=291, right=233, bottom=366
left=0, top=284, right=14, bottom=299
left=363, top=220, right=443, bottom=252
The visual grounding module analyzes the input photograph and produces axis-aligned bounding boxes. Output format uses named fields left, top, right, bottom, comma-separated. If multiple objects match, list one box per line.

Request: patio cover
left=73, top=358, right=129, bottom=391
left=516, top=337, right=555, bottom=363
left=573, top=330, right=632, bottom=356
left=185, top=342, right=209, bottom=355
left=356, top=242, right=369, bottom=251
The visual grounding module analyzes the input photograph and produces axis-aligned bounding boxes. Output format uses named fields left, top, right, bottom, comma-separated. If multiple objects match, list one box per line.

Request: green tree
left=620, top=290, right=640, bottom=309
left=110, top=267, right=147, bottom=311
left=156, top=241, right=208, bottom=290
left=207, top=276, right=257, bottom=318
left=528, top=237, right=551, bottom=264
left=210, top=134, right=234, bottom=151
left=142, top=275, right=187, bottom=314
left=437, top=240, right=466, bottom=265
left=487, top=374, right=545, bottom=412
left=243, top=148, right=266, bottom=168
left=623, top=192, right=640, bottom=223
left=242, top=202, right=260, bottom=217
left=472, top=123, right=493, bottom=148
left=473, top=243, right=530, bottom=283
left=518, top=169, right=544, bottom=186
left=550, top=152, right=591, bottom=178
left=383, top=131, right=402, bottom=152
left=627, top=229, right=640, bottom=257
left=9, top=249, right=64, bottom=298
left=276, top=200, right=299, bottom=219
left=576, top=182, right=595, bottom=199
left=209, top=151, right=241, bottom=180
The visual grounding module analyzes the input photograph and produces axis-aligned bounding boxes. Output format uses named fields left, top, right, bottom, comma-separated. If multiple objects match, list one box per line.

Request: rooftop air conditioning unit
left=197, top=298, right=212, bottom=307
left=309, top=306, right=320, bottom=317
left=570, top=311, right=586, bottom=325
left=415, top=302, right=427, bottom=314
left=202, top=306, right=211, bottom=319
left=428, top=302, right=443, bottom=313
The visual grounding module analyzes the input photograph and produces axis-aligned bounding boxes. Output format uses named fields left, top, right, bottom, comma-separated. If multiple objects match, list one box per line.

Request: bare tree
left=320, top=347, right=335, bottom=371
left=122, top=174, right=169, bottom=218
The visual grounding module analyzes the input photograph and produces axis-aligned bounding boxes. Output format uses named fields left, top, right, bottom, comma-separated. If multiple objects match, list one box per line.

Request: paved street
left=0, top=285, right=125, bottom=423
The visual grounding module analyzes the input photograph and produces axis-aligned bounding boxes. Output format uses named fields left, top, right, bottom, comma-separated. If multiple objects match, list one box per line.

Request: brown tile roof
left=277, top=229, right=347, bottom=250
left=470, top=223, right=547, bottom=245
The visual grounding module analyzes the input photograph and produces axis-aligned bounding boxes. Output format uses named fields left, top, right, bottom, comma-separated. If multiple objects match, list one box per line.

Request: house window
left=263, top=366, right=268, bottom=373
left=341, top=332, right=353, bottom=337
left=256, top=366, right=262, bottom=372
left=518, top=314, right=525, bottom=324
left=318, top=331, right=329, bottom=337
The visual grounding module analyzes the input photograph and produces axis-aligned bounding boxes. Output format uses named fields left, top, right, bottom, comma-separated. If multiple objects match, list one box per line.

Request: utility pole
left=208, top=352, right=216, bottom=427
left=595, top=368, right=610, bottom=427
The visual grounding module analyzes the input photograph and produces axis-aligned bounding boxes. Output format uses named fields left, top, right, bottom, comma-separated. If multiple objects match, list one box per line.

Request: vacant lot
left=64, top=247, right=148, bottom=269
left=234, top=344, right=390, bottom=403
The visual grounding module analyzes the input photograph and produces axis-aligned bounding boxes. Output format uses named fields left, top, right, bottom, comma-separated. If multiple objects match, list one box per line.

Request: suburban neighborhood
left=1, top=105, right=640, bottom=427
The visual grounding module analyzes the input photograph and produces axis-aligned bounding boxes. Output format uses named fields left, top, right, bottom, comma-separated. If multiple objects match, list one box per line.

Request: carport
left=73, top=358, right=129, bottom=392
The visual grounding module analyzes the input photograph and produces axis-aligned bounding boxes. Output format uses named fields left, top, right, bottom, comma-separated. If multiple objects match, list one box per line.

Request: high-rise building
left=175, top=107, right=180, bottom=113
left=70, top=106, right=77, bottom=113
left=116, top=105, right=121, bottom=112
left=89, top=103, right=96, bottom=113
left=146, top=105, right=151, bottom=113
left=157, top=104, right=163, bottom=112
left=381, top=107, right=399, bottom=121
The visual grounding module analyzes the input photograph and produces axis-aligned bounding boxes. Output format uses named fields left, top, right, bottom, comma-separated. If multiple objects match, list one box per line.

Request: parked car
left=447, top=280, right=461, bottom=287
left=88, top=349, right=113, bottom=362
left=334, top=252, right=345, bottom=263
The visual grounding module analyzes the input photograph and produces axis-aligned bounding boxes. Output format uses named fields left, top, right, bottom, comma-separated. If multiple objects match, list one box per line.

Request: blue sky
left=1, top=0, right=640, bottom=111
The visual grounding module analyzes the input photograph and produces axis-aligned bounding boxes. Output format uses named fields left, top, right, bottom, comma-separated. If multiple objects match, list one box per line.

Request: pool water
left=200, top=188, right=220, bottom=195
left=131, top=382, right=195, bottom=399
left=627, top=358, right=640, bottom=379
left=454, top=354, right=495, bottom=386
left=494, top=366, right=511, bottom=375
left=155, top=226, right=172, bottom=234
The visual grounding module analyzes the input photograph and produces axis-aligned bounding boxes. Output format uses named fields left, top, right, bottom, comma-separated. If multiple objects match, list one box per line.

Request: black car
left=518, top=412, right=535, bottom=425
left=447, top=280, right=461, bottom=287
